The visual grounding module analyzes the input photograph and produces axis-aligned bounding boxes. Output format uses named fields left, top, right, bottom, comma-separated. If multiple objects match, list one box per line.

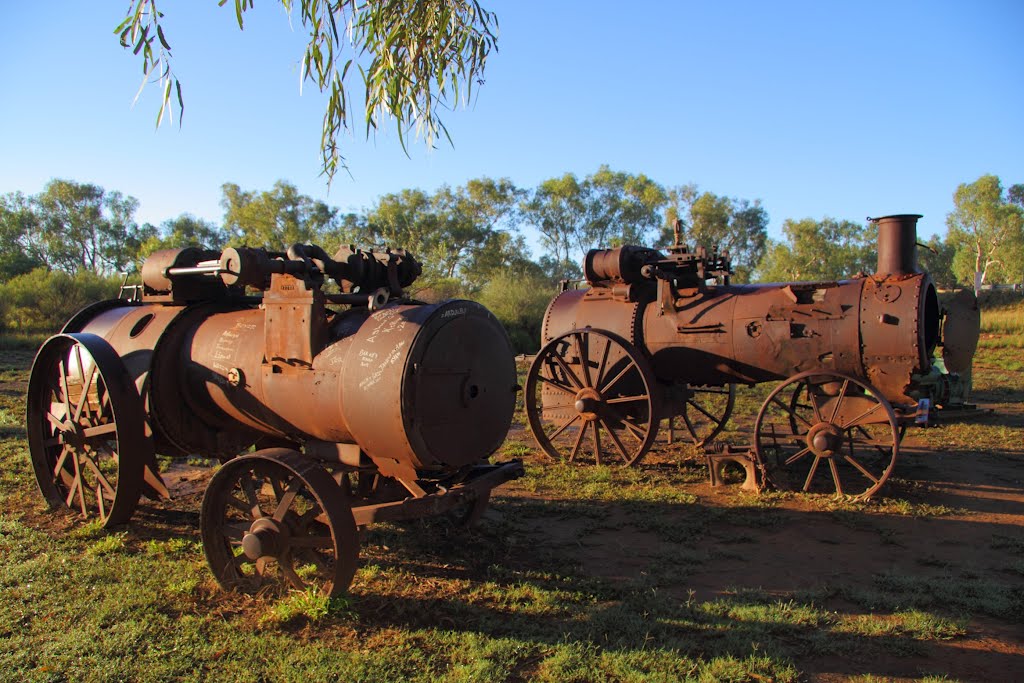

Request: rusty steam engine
left=26, top=244, right=521, bottom=596
left=526, top=214, right=980, bottom=499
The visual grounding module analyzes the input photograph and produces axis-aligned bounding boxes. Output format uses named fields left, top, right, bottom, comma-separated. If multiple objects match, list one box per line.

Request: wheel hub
left=242, top=517, right=289, bottom=560
left=573, top=387, right=602, bottom=421
left=806, top=422, right=843, bottom=457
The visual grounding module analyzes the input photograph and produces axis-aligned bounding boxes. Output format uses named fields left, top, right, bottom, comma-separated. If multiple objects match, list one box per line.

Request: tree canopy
left=8, top=171, right=1022, bottom=348
left=946, top=174, right=1024, bottom=291
left=116, top=0, right=498, bottom=181
left=519, top=166, right=667, bottom=281
left=660, top=185, right=768, bottom=283
left=755, top=217, right=875, bottom=282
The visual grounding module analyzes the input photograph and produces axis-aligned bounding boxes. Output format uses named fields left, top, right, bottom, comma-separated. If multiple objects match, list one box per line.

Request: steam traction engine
left=26, top=244, right=521, bottom=596
left=525, top=214, right=980, bottom=499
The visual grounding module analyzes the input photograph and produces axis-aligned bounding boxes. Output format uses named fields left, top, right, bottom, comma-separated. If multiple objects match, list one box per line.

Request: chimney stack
left=871, top=214, right=921, bottom=277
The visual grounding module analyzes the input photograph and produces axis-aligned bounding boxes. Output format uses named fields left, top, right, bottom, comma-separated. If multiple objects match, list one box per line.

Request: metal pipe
left=872, top=214, right=922, bottom=276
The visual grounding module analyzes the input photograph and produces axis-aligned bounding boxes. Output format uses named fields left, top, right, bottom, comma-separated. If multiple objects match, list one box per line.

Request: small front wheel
left=754, top=371, right=899, bottom=500
left=201, top=448, right=359, bottom=597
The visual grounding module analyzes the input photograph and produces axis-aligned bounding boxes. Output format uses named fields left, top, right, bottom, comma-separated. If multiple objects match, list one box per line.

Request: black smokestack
left=871, top=214, right=921, bottom=276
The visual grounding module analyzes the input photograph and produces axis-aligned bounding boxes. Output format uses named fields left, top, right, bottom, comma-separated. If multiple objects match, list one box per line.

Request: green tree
left=755, top=218, right=875, bottom=282
left=1008, top=183, right=1024, bottom=207
left=0, top=192, right=45, bottom=280
left=585, top=166, right=666, bottom=249
left=461, top=231, right=540, bottom=292
left=475, top=268, right=555, bottom=353
left=364, top=177, right=522, bottom=290
left=947, top=175, right=1024, bottom=291
left=519, top=173, right=586, bottom=279
left=659, top=187, right=768, bottom=283
left=221, top=180, right=337, bottom=250
left=916, top=235, right=957, bottom=289
left=520, top=167, right=666, bottom=280
left=432, top=178, right=523, bottom=281
left=365, top=187, right=444, bottom=262
left=35, top=179, right=151, bottom=274
left=319, top=212, right=371, bottom=252
left=140, top=213, right=228, bottom=259
left=117, top=0, right=497, bottom=181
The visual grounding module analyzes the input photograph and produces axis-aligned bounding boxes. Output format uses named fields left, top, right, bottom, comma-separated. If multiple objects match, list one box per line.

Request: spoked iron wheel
left=525, top=328, right=659, bottom=466
left=754, top=371, right=899, bottom=500
left=26, top=333, right=149, bottom=527
left=201, top=448, right=359, bottom=597
left=679, top=383, right=736, bottom=447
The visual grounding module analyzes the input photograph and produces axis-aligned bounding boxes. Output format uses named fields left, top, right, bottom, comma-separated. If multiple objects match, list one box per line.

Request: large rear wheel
left=525, top=328, right=659, bottom=466
left=26, top=333, right=149, bottom=526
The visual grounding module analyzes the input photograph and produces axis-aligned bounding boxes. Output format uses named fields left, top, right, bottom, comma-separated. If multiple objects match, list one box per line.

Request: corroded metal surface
left=529, top=213, right=979, bottom=498
left=27, top=243, right=521, bottom=596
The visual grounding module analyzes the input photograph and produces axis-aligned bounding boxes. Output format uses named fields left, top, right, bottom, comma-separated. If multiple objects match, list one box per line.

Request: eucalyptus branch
left=116, top=0, right=498, bottom=183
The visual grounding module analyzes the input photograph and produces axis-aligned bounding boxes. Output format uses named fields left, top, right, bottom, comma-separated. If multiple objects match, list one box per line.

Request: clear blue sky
left=1, top=1, right=1022, bottom=249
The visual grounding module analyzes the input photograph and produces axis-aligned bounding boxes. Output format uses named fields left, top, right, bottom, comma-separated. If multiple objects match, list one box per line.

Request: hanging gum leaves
left=116, top=0, right=498, bottom=183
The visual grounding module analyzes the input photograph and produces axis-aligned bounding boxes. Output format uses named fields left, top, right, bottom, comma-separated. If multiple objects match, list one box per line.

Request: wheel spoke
left=594, top=335, right=612, bottom=390
left=96, top=484, right=106, bottom=520
left=573, top=333, right=593, bottom=388
left=841, top=401, right=883, bottom=430
left=241, top=476, right=263, bottom=518
left=784, top=447, right=812, bottom=466
left=221, top=523, right=247, bottom=543
left=827, top=379, right=850, bottom=424
left=853, top=426, right=896, bottom=455
left=591, top=421, right=602, bottom=465
left=828, top=458, right=844, bottom=496
left=81, top=455, right=116, bottom=498
left=71, top=454, right=88, bottom=516
left=803, top=455, right=822, bottom=492
left=537, top=373, right=576, bottom=396
left=270, top=475, right=286, bottom=500
left=844, top=455, right=881, bottom=484
left=46, top=410, right=70, bottom=434
left=225, top=495, right=250, bottom=515
left=771, top=395, right=813, bottom=429
left=618, top=415, right=648, bottom=443
left=548, top=413, right=581, bottom=442
left=58, top=359, right=73, bottom=421
left=272, top=481, right=302, bottom=522
left=64, top=472, right=80, bottom=508
left=550, top=353, right=585, bottom=391
left=605, top=393, right=650, bottom=405
left=82, top=422, right=118, bottom=439
left=598, top=417, right=633, bottom=464
left=568, top=421, right=587, bottom=462
left=51, top=447, right=72, bottom=480
left=687, top=398, right=722, bottom=424
left=95, top=382, right=110, bottom=421
left=72, top=347, right=96, bottom=423
left=757, top=431, right=803, bottom=445
left=599, top=360, right=636, bottom=395
left=297, top=505, right=326, bottom=529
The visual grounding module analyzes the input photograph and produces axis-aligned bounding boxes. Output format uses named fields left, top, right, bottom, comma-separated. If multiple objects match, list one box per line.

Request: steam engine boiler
left=525, top=214, right=979, bottom=499
left=26, top=243, right=521, bottom=596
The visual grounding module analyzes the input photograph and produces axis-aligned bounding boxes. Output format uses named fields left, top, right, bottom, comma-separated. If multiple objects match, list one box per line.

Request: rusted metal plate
left=942, top=289, right=981, bottom=374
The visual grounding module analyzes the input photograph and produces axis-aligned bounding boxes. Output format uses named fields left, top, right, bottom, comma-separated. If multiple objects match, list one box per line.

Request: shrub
left=0, top=268, right=122, bottom=334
